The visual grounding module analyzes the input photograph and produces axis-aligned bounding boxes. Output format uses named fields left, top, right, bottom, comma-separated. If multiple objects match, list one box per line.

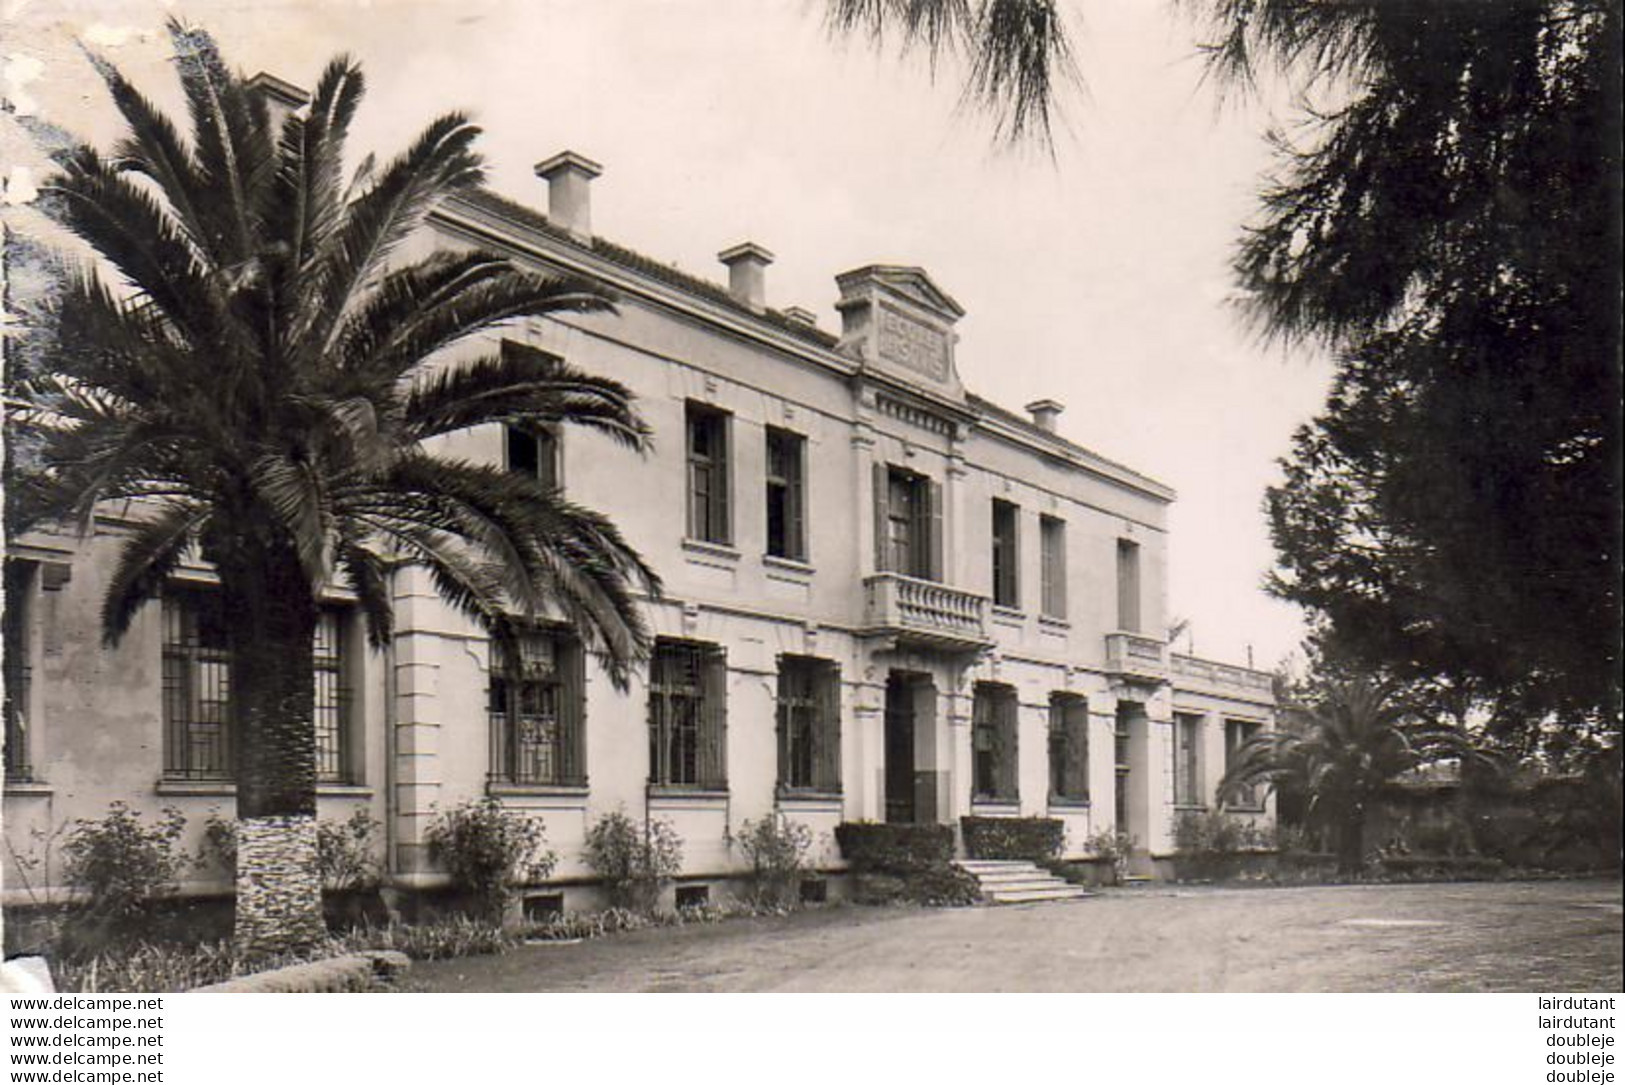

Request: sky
left=1, top=0, right=1337, bottom=671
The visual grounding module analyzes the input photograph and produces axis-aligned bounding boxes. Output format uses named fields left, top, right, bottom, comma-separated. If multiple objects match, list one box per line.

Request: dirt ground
left=403, top=877, right=1623, bottom=993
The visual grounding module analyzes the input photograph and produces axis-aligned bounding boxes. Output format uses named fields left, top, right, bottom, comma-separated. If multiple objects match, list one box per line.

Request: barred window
left=162, top=590, right=354, bottom=783
left=1173, top=713, right=1203, bottom=807
left=3, top=560, right=38, bottom=782
left=972, top=682, right=1019, bottom=802
left=776, top=656, right=840, bottom=793
left=489, top=628, right=585, bottom=787
left=1048, top=693, right=1088, bottom=803
left=649, top=640, right=727, bottom=789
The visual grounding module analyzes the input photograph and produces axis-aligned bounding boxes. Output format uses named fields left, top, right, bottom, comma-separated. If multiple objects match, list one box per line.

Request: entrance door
left=884, top=674, right=916, bottom=823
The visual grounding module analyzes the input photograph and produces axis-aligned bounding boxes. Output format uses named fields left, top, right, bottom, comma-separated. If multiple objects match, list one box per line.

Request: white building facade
left=2, top=150, right=1276, bottom=907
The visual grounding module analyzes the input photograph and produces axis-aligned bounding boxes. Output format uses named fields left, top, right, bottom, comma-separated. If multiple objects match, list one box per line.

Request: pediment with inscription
left=835, top=265, right=966, bottom=403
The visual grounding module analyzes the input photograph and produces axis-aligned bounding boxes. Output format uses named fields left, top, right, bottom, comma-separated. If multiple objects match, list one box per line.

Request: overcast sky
left=2, top=0, right=1337, bottom=670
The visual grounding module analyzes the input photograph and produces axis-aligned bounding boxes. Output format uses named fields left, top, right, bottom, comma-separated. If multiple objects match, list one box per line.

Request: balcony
left=1104, top=631, right=1168, bottom=684
left=1170, top=653, right=1275, bottom=701
left=862, top=573, right=990, bottom=653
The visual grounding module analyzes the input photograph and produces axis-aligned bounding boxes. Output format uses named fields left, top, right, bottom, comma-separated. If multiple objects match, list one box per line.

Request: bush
left=734, top=815, right=813, bottom=907
left=1080, top=827, right=1134, bottom=886
left=961, top=816, right=1064, bottom=861
left=1375, top=854, right=1508, bottom=880
left=833, top=822, right=954, bottom=872
left=61, top=803, right=188, bottom=938
left=1172, top=810, right=1271, bottom=856
left=425, top=798, right=557, bottom=921
left=583, top=811, right=684, bottom=914
left=317, top=809, right=383, bottom=893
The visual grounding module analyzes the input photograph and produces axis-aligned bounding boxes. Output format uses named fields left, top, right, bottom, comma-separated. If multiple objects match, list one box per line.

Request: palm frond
left=100, top=500, right=207, bottom=644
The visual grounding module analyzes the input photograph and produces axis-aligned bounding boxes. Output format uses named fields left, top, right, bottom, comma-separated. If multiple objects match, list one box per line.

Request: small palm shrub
left=582, top=811, right=683, bottom=914
left=425, top=798, right=557, bottom=921
left=734, top=815, right=813, bottom=907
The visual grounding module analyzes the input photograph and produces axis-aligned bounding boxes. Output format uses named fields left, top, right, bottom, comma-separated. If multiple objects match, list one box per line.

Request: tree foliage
left=1219, top=675, right=1488, bottom=872
left=824, top=0, right=1077, bottom=146
left=1199, top=1, right=1622, bottom=742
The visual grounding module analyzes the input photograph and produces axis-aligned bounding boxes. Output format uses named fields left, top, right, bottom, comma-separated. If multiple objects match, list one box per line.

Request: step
left=987, top=885, right=1092, bottom=904
left=957, top=860, right=1042, bottom=873
left=977, top=877, right=1076, bottom=894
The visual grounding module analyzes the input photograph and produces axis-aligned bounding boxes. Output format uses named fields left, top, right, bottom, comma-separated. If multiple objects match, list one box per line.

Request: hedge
left=834, top=823, right=955, bottom=873
left=960, top=816, right=1064, bottom=862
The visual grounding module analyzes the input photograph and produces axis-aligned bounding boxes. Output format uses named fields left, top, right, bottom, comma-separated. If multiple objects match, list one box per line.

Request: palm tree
left=6, top=20, right=660, bottom=956
left=1217, top=676, right=1483, bottom=874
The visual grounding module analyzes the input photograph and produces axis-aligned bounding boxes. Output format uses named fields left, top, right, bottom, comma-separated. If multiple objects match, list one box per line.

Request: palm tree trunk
left=222, top=543, right=324, bottom=958
left=1336, top=806, right=1367, bottom=876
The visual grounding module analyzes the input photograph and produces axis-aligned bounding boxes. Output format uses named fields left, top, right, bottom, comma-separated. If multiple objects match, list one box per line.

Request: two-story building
left=2, top=140, right=1276, bottom=909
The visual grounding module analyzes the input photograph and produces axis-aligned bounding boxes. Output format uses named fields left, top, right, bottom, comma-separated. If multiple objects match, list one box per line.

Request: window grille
left=1048, top=693, right=1089, bottom=802
left=649, top=640, right=727, bottom=788
left=489, top=628, right=585, bottom=786
left=776, top=656, right=840, bottom=793
left=972, top=682, right=1019, bottom=802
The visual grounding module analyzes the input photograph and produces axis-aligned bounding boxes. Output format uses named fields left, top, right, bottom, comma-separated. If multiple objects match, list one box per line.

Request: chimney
left=782, top=305, right=818, bottom=328
left=1025, top=398, right=1064, bottom=433
left=247, top=72, right=309, bottom=132
left=717, top=242, right=774, bottom=312
left=534, top=151, right=602, bottom=242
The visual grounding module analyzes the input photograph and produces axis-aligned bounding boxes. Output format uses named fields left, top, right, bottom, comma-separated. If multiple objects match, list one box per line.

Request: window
left=1173, top=713, right=1203, bottom=807
left=489, top=627, right=585, bottom=786
left=1040, top=516, right=1067, bottom=619
left=1225, top=719, right=1264, bottom=809
left=506, top=425, right=559, bottom=491
left=3, top=560, right=37, bottom=781
left=686, top=404, right=732, bottom=544
left=162, top=589, right=354, bottom=783
left=648, top=639, right=727, bottom=788
left=1116, top=538, right=1141, bottom=633
left=1048, top=693, right=1089, bottom=803
left=873, top=465, right=941, bottom=580
left=765, top=428, right=807, bottom=561
left=972, top=682, right=1019, bottom=802
left=776, top=656, right=840, bottom=793
left=991, top=500, right=1020, bottom=609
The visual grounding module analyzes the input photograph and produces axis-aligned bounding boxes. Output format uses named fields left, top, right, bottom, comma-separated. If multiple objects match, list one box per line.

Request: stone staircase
left=956, top=859, right=1092, bottom=904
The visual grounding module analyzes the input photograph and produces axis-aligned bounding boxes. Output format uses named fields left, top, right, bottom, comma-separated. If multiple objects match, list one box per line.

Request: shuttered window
left=765, top=428, right=807, bottom=561
left=1225, top=719, right=1263, bottom=809
left=1173, top=713, right=1202, bottom=806
left=1040, top=516, right=1067, bottom=619
left=972, top=682, right=1019, bottom=802
left=686, top=404, right=731, bottom=544
left=776, top=656, right=841, bottom=793
left=1048, top=693, right=1089, bottom=802
left=873, top=465, right=942, bottom=580
left=649, top=639, right=727, bottom=789
left=489, top=628, right=586, bottom=787
left=992, top=500, right=1020, bottom=608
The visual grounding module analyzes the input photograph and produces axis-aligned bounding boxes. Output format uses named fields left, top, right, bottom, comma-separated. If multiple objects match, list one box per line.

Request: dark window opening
left=765, top=428, right=807, bottom=561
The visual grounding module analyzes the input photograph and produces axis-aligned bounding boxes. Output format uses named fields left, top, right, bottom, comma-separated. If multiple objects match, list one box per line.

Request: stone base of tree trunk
left=236, top=815, right=325, bottom=958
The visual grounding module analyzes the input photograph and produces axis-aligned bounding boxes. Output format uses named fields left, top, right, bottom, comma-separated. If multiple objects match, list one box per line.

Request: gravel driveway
left=404, top=877, right=1622, bottom=993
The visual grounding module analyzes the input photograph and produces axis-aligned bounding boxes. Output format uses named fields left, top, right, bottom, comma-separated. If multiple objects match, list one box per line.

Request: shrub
left=734, top=815, right=813, bottom=907
left=961, top=816, right=1064, bottom=861
left=61, top=803, right=188, bottom=936
left=317, top=809, right=383, bottom=893
left=425, top=798, right=557, bottom=921
left=1172, top=810, right=1271, bottom=856
left=833, top=822, right=954, bottom=872
left=583, top=811, right=683, bottom=914
left=342, top=916, right=514, bottom=960
left=1080, top=827, right=1134, bottom=886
